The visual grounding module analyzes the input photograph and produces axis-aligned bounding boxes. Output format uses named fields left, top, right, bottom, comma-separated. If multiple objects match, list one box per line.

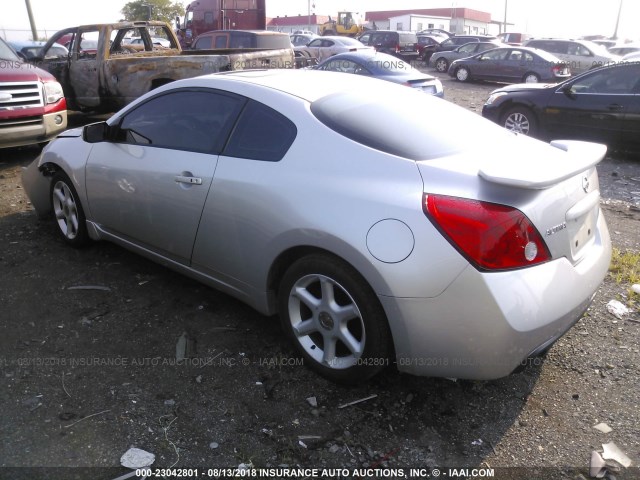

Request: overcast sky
left=1, top=0, right=635, bottom=41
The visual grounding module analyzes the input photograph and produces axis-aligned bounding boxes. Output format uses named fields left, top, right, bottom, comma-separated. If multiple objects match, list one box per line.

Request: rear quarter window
left=223, top=100, right=297, bottom=162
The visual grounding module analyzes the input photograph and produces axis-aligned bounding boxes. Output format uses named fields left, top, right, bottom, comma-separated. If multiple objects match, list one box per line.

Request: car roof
left=321, top=50, right=408, bottom=64
left=164, top=69, right=404, bottom=104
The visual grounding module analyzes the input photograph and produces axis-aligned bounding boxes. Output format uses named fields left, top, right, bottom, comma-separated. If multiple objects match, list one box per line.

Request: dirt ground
left=0, top=71, right=639, bottom=480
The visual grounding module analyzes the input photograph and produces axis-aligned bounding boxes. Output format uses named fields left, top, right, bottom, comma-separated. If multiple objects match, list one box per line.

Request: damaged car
left=23, top=70, right=611, bottom=383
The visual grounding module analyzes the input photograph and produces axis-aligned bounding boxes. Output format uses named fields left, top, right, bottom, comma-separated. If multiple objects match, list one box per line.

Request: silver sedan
left=294, top=36, right=372, bottom=62
left=22, top=70, right=611, bottom=383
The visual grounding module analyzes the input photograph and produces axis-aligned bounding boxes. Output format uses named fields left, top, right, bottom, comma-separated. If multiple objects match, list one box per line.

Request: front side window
left=458, top=43, right=476, bottom=54
left=116, top=90, right=244, bottom=153
left=477, top=43, right=497, bottom=53
left=308, top=39, right=323, bottom=48
left=480, top=49, right=508, bottom=61
left=570, top=65, right=640, bottom=94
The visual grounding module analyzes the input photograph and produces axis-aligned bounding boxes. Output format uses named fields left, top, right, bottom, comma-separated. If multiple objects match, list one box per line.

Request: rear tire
left=278, top=253, right=392, bottom=383
left=50, top=172, right=89, bottom=248
left=500, top=106, right=538, bottom=137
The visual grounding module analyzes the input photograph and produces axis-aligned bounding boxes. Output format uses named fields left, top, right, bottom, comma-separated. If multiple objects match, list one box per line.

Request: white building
left=387, top=14, right=450, bottom=33
left=366, top=8, right=492, bottom=34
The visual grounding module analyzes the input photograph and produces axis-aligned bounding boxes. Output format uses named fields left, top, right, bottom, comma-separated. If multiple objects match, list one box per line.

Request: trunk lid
left=417, top=137, right=607, bottom=266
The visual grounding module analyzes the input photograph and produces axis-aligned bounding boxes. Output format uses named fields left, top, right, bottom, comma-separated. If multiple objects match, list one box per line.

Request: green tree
left=121, top=0, right=185, bottom=24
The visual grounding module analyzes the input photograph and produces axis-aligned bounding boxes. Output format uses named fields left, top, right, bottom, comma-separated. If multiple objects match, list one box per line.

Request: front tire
left=501, top=106, right=538, bottom=137
left=434, top=57, right=448, bottom=72
left=278, top=254, right=391, bottom=383
left=50, top=172, right=89, bottom=248
left=455, top=66, right=470, bottom=82
left=523, top=72, right=540, bottom=83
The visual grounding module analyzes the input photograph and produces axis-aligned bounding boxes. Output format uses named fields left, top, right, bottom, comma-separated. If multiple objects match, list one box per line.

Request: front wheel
left=455, top=66, right=470, bottom=82
left=501, top=106, right=538, bottom=137
left=278, top=254, right=392, bottom=383
left=523, top=72, right=540, bottom=83
left=50, top=172, right=89, bottom=248
left=434, top=57, right=448, bottom=72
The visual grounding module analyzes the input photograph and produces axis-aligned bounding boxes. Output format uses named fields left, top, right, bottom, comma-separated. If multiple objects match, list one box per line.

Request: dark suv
left=435, top=35, right=498, bottom=52
left=357, top=30, right=419, bottom=62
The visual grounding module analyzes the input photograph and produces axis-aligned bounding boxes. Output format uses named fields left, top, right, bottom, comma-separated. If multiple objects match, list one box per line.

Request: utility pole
left=503, top=0, right=508, bottom=34
left=308, top=0, right=311, bottom=32
left=612, top=0, right=623, bottom=39
left=24, top=0, right=38, bottom=41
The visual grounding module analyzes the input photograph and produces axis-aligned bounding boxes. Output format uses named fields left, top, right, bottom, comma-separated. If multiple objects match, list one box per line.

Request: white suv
left=524, top=38, right=620, bottom=74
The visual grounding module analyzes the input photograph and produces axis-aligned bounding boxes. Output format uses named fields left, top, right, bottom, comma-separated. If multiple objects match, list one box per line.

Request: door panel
left=543, top=65, right=639, bottom=145
left=86, top=144, right=216, bottom=262
left=84, top=88, right=245, bottom=262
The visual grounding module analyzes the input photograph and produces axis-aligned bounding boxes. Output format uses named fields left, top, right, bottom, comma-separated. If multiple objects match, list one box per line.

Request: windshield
left=0, top=37, right=21, bottom=62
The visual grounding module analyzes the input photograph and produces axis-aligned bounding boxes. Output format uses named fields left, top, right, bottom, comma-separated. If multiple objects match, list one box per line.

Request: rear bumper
left=381, top=208, right=611, bottom=380
left=0, top=110, right=67, bottom=149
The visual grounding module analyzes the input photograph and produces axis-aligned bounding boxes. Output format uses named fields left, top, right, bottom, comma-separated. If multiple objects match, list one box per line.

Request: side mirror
left=561, top=84, right=575, bottom=99
left=83, top=121, right=109, bottom=143
left=176, top=16, right=181, bottom=30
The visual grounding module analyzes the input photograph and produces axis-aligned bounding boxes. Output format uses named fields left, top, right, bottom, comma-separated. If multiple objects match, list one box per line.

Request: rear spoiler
left=478, top=140, right=607, bottom=190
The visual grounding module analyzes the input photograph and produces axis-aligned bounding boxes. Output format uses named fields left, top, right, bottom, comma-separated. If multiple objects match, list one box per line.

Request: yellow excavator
left=319, top=11, right=366, bottom=37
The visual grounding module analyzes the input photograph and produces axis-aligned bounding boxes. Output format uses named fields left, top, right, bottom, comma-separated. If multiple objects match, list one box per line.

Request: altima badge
left=582, top=175, right=590, bottom=193
left=546, top=222, right=567, bottom=236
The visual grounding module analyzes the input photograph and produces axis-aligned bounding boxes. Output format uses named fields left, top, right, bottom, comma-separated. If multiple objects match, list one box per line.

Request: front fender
left=22, top=132, right=94, bottom=219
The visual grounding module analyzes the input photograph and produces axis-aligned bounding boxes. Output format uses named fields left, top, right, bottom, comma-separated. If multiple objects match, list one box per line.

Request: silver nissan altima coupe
left=22, top=69, right=611, bottom=383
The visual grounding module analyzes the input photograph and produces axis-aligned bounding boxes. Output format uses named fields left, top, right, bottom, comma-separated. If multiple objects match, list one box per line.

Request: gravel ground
left=0, top=69, right=638, bottom=480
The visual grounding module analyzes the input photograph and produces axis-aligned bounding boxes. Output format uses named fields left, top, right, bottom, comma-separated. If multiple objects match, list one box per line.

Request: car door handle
left=175, top=175, right=202, bottom=185
left=608, top=104, right=624, bottom=111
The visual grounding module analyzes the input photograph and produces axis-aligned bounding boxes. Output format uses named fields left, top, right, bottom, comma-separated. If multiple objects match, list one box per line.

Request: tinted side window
left=224, top=101, right=297, bottom=162
left=117, top=90, right=244, bottom=154
left=194, top=36, right=212, bottom=49
left=215, top=36, right=228, bottom=48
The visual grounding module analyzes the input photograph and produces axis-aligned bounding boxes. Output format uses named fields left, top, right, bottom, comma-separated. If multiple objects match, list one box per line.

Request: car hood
left=0, top=63, right=55, bottom=82
left=491, top=82, right=558, bottom=94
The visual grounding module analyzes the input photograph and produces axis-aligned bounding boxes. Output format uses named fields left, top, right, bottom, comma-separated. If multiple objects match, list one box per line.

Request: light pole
left=308, top=0, right=311, bottom=32
left=24, top=0, right=38, bottom=41
left=503, top=0, right=508, bottom=34
left=612, top=0, right=623, bottom=39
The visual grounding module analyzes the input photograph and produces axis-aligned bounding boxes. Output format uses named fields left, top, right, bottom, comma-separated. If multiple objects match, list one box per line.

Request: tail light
left=395, top=44, right=401, bottom=53
left=424, top=194, right=551, bottom=271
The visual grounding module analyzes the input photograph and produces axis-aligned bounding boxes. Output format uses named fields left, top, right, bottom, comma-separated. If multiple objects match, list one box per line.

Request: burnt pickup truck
left=33, top=21, right=294, bottom=112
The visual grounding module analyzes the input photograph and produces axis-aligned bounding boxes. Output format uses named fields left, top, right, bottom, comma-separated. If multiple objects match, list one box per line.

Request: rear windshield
left=310, top=88, right=509, bottom=160
left=229, top=33, right=290, bottom=49
left=399, top=34, right=417, bottom=43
